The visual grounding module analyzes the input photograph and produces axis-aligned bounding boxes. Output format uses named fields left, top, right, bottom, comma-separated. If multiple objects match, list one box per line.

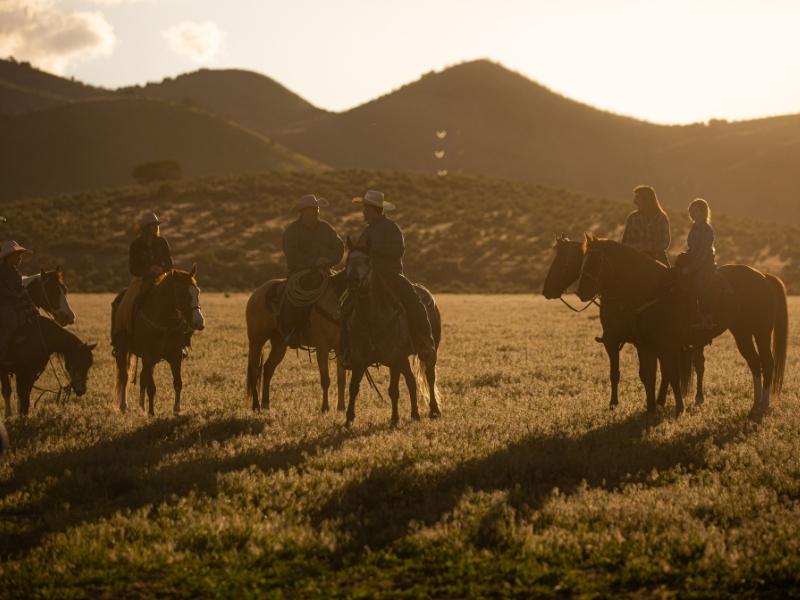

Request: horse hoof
left=173, top=409, right=181, bottom=416
left=321, top=405, right=330, bottom=414
left=429, top=408, right=441, bottom=419
left=675, top=406, right=685, bottom=418
left=694, top=397, right=704, bottom=407
left=411, top=411, right=421, bottom=421
left=337, top=405, right=345, bottom=412
left=608, top=403, right=618, bottom=411
left=391, top=418, right=400, bottom=428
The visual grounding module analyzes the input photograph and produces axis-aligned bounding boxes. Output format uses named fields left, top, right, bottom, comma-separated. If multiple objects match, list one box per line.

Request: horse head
left=542, top=234, right=585, bottom=299
left=64, top=341, right=97, bottom=397
left=345, top=236, right=371, bottom=294
left=576, top=233, right=610, bottom=301
left=164, top=265, right=205, bottom=331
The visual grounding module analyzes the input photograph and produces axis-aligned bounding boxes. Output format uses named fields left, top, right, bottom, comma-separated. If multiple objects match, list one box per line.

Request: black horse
left=1, top=316, right=96, bottom=417
left=113, top=268, right=205, bottom=416
left=343, top=242, right=441, bottom=426
left=3, top=267, right=77, bottom=416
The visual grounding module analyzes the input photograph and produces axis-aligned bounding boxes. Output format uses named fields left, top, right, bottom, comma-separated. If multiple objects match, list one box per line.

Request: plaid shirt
left=621, top=211, right=671, bottom=258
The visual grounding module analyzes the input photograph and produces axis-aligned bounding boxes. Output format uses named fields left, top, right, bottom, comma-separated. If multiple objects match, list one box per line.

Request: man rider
left=280, top=195, right=344, bottom=348
left=0, top=241, right=38, bottom=365
left=344, top=190, right=436, bottom=366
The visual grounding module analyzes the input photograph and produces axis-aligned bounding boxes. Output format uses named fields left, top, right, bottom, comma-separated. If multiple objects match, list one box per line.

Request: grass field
left=2, top=293, right=800, bottom=597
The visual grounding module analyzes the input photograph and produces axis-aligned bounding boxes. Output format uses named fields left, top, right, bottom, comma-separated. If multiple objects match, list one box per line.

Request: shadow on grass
left=314, top=411, right=751, bottom=555
left=0, top=415, right=382, bottom=557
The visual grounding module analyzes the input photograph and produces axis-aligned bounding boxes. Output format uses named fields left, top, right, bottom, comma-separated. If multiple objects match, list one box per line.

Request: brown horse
left=542, top=235, right=682, bottom=409
left=343, top=245, right=441, bottom=426
left=577, top=236, right=787, bottom=419
left=113, top=268, right=205, bottom=415
left=245, top=272, right=345, bottom=413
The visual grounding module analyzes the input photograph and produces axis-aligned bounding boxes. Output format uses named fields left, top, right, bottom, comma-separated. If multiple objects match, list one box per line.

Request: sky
left=2, top=0, right=800, bottom=124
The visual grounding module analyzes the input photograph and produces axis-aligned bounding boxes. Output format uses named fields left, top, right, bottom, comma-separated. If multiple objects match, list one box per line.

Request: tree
left=131, top=161, right=182, bottom=186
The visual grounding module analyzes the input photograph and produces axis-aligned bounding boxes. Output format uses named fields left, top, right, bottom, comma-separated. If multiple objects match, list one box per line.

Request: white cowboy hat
left=137, top=211, right=164, bottom=228
left=0, top=240, right=31, bottom=260
left=352, top=190, right=395, bottom=211
left=295, top=194, right=329, bottom=211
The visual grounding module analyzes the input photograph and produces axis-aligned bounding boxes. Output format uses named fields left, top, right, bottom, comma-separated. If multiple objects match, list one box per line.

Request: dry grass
left=1, top=294, right=799, bottom=597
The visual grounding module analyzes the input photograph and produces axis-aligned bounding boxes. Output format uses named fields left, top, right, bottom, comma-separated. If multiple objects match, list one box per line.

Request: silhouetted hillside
left=0, top=97, right=322, bottom=200
left=273, top=60, right=800, bottom=223
left=123, top=69, right=328, bottom=136
left=2, top=170, right=796, bottom=293
left=0, top=59, right=106, bottom=114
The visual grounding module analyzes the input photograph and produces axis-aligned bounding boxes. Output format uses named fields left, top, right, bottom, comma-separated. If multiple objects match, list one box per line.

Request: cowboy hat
left=137, top=211, right=164, bottom=228
left=352, top=190, right=395, bottom=211
left=0, top=240, right=31, bottom=260
left=295, top=194, right=329, bottom=211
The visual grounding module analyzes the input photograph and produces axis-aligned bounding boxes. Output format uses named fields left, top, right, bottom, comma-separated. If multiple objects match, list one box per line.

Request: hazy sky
left=4, top=0, right=800, bottom=124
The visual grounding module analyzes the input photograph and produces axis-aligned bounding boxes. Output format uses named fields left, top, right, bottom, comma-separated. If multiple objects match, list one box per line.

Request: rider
left=681, top=198, right=717, bottom=329
left=343, top=190, right=436, bottom=366
left=0, top=241, right=38, bottom=365
left=112, top=212, right=173, bottom=355
left=621, top=185, right=671, bottom=265
left=280, top=194, right=344, bottom=348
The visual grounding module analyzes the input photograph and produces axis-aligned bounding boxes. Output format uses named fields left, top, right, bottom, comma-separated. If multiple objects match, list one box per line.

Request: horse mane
left=154, top=269, right=197, bottom=287
left=587, top=239, right=669, bottom=273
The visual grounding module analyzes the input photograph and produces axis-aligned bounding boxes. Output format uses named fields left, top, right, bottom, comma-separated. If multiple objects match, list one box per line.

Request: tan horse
left=246, top=276, right=345, bottom=412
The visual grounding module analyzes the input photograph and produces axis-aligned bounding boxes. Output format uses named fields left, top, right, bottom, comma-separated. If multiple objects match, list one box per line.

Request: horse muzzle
left=56, top=309, right=76, bottom=327
left=191, top=308, right=205, bottom=331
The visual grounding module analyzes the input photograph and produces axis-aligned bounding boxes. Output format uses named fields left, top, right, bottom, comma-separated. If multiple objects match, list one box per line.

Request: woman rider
left=111, top=212, right=173, bottom=354
left=621, top=185, right=671, bottom=265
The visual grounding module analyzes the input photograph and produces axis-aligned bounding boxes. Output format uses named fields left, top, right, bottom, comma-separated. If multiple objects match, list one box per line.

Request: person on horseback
left=0, top=241, right=38, bottom=365
left=280, top=194, right=344, bottom=348
left=111, top=211, right=173, bottom=355
left=621, top=185, right=671, bottom=265
left=681, top=198, right=717, bottom=330
left=342, top=190, right=436, bottom=367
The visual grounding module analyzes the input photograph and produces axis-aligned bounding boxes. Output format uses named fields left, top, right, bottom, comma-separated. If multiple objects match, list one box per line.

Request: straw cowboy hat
left=295, top=194, right=329, bottom=211
left=137, top=211, right=164, bottom=229
left=0, top=240, right=31, bottom=261
left=352, top=190, right=395, bottom=211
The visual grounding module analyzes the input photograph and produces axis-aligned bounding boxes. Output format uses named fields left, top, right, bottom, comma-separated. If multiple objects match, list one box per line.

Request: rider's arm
left=324, top=224, right=345, bottom=267
left=657, top=213, right=671, bottom=253
left=282, top=225, right=300, bottom=272
left=158, top=238, right=174, bottom=271
left=370, top=220, right=405, bottom=261
left=129, top=239, right=149, bottom=277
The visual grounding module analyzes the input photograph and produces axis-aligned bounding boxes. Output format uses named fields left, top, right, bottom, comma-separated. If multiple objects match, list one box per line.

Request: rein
left=31, top=318, right=73, bottom=408
left=559, top=295, right=600, bottom=312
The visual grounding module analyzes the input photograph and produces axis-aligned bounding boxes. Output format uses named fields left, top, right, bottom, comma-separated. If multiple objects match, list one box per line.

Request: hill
left=123, top=69, right=328, bottom=137
left=0, top=97, right=321, bottom=200
left=1, top=170, right=796, bottom=293
left=0, top=59, right=106, bottom=114
left=272, top=60, right=800, bottom=223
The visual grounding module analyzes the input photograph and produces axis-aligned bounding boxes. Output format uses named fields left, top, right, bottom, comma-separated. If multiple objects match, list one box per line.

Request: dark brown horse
left=343, top=244, right=441, bottom=426
left=577, top=236, right=787, bottom=419
left=3, top=267, right=76, bottom=416
left=1, top=316, right=95, bottom=416
left=542, top=235, right=681, bottom=409
left=113, top=268, right=205, bottom=416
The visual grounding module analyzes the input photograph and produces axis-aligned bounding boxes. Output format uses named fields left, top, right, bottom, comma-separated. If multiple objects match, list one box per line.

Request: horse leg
left=115, top=353, right=131, bottom=413
left=604, top=341, right=620, bottom=409
left=388, top=366, right=401, bottom=427
left=336, top=354, right=346, bottom=412
left=260, top=335, right=287, bottom=411
left=694, top=346, right=706, bottom=406
left=426, top=360, right=441, bottom=418
left=731, top=329, right=763, bottom=419
left=317, top=348, right=331, bottom=413
left=17, top=372, right=33, bottom=417
left=400, top=358, right=420, bottom=420
left=169, top=357, right=183, bottom=415
left=138, top=365, right=147, bottom=412
left=347, top=366, right=365, bottom=426
left=2, top=372, right=13, bottom=417
left=636, top=346, right=658, bottom=413
left=656, top=358, right=670, bottom=407
left=661, top=351, right=684, bottom=417
left=754, top=328, right=775, bottom=412
left=247, top=334, right=266, bottom=411
left=141, top=358, right=157, bottom=417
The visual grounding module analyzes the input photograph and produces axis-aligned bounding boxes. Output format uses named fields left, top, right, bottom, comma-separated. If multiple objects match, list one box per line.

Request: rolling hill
left=1, top=170, right=796, bottom=293
left=0, top=59, right=107, bottom=114
left=122, top=69, right=328, bottom=137
left=0, top=97, right=321, bottom=200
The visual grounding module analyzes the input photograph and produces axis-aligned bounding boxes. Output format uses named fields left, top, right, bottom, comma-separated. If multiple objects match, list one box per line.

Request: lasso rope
left=285, top=269, right=329, bottom=307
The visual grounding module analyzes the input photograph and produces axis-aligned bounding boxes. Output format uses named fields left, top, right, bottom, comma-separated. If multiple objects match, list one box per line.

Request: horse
left=577, top=236, right=787, bottom=419
left=542, top=234, right=684, bottom=409
left=113, top=268, right=205, bottom=416
left=2, top=267, right=76, bottom=416
left=0, top=316, right=95, bottom=416
left=246, top=271, right=345, bottom=413
left=343, top=242, right=441, bottom=426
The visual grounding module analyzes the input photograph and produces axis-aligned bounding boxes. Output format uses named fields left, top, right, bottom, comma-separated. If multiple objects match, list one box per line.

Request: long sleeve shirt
left=0, top=263, right=34, bottom=313
left=129, top=236, right=173, bottom=278
left=621, top=211, right=671, bottom=260
left=282, top=219, right=344, bottom=274
left=356, top=216, right=405, bottom=274
left=686, top=221, right=715, bottom=266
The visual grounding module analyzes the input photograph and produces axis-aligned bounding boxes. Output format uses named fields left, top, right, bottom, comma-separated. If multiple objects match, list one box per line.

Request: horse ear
left=189, top=263, right=197, bottom=278
left=584, top=231, right=592, bottom=243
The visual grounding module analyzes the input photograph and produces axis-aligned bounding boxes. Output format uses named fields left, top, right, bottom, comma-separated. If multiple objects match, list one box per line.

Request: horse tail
left=766, top=274, right=788, bottom=395
left=412, top=355, right=441, bottom=408
left=412, top=293, right=443, bottom=408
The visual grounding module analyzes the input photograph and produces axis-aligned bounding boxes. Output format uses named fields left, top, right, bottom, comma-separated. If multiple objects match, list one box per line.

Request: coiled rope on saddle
left=285, top=268, right=329, bottom=307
